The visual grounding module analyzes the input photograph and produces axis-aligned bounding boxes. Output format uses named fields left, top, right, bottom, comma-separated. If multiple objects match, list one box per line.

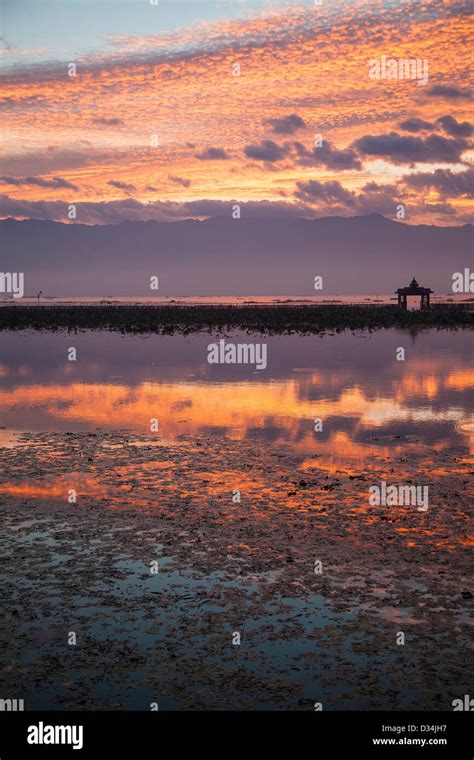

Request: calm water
left=0, top=326, right=472, bottom=710
left=0, top=294, right=471, bottom=305
left=0, top=327, right=472, bottom=456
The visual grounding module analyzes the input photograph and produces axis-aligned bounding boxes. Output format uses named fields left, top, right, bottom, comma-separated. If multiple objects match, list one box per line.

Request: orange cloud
left=1, top=0, right=472, bottom=223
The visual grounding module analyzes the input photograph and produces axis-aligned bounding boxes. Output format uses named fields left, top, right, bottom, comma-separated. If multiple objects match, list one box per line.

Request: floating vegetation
left=0, top=304, right=472, bottom=336
left=0, top=430, right=471, bottom=710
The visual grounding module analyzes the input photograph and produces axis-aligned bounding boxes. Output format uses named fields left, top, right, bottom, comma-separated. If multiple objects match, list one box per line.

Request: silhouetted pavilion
left=396, top=277, right=433, bottom=310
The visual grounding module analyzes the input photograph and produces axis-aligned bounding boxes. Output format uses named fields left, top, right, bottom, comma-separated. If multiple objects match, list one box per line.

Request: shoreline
left=1, top=303, right=473, bottom=335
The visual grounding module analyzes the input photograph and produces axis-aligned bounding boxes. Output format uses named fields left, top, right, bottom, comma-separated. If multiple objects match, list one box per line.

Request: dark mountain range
left=0, top=214, right=471, bottom=296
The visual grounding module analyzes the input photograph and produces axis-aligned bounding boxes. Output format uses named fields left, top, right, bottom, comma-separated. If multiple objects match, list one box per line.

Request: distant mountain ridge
left=0, top=214, right=472, bottom=296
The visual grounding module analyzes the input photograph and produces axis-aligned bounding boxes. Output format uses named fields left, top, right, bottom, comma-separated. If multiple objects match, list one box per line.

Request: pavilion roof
left=396, top=277, right=433, bottom=295
left=396, top=286, right=433, bottom=294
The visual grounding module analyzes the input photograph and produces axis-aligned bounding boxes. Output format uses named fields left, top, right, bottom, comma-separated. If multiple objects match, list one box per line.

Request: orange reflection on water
left=394, top=374, right=439, bottom=401
left=1, top=376, right=468, bottom=445
left=0, top=474, right=103, bottom=499
left=445, top=369, right=474, bottom=391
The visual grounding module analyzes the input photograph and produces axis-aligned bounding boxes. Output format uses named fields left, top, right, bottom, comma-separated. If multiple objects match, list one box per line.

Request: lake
left=0, top=326, right=472, bottom=710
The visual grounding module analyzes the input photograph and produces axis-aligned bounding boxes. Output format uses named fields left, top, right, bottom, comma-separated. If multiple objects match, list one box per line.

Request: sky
left=0, top=0, right=473, bottom=225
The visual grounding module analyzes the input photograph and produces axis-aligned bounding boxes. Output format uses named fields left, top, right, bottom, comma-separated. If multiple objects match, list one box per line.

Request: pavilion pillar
left=398, top=293, right=406, bottom=310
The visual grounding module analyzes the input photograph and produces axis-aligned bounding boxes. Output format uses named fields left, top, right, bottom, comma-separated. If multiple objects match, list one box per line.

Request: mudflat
left=1, top=429, right=471, bottom=710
